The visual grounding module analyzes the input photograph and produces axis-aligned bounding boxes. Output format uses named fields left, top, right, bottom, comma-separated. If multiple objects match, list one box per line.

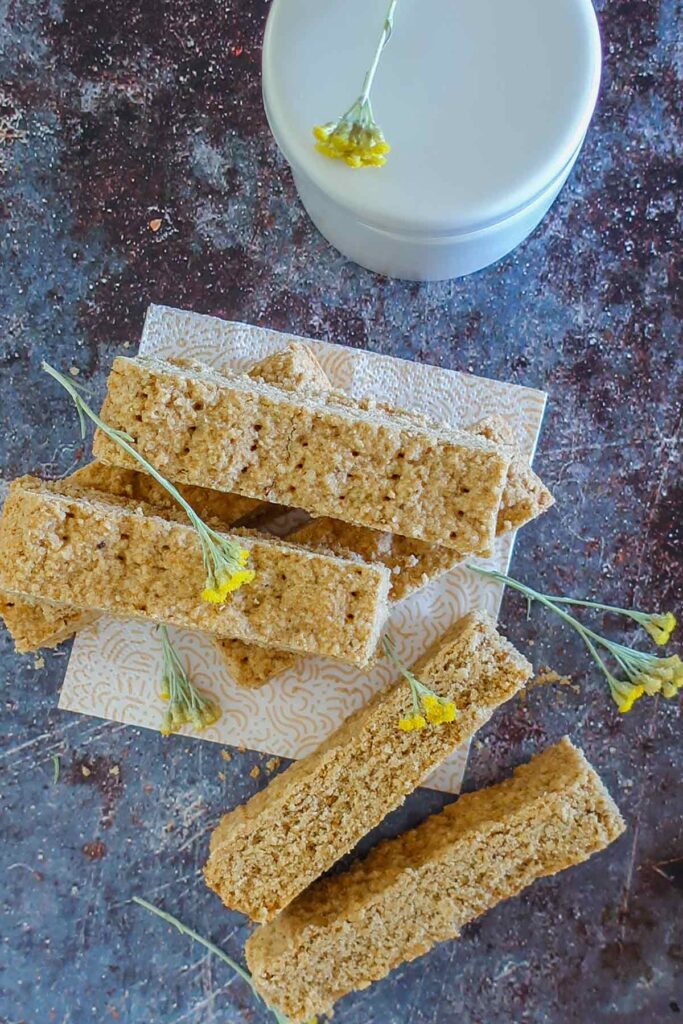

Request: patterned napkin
left=59, top=305, right=547, bottom=794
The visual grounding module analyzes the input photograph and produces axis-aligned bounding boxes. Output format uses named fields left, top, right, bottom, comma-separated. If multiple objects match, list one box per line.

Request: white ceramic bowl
left=262, top=0, right=602, bottom=281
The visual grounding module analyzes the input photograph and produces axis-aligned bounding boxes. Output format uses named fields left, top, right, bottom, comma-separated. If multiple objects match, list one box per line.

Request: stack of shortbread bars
left=0, top=343, right=625, bottom=1021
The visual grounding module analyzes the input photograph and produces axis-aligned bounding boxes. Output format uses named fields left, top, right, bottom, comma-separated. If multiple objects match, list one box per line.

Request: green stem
left=131, top=897, right=289, bottom=1024
left=469, top=564, right=606, bottom=640
left=468, top=562, right=672, bottom=687
left=548, top=596, right=653, bottom=624
left=359, top=0, right=399, bottom=104
left=582, top=633, right=616, bottom=682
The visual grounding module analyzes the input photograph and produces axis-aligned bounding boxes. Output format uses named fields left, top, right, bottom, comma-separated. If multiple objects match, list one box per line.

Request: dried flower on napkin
left=313, top=0, right=397, bottom=168
left=157, top=625, right=221, bottom=736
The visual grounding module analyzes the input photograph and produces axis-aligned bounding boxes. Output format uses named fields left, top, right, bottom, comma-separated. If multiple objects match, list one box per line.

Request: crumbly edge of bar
left=245, top=341, right=331, bottom=393
left=215, top=638, right=300, bottom=688
left=0, top=593, right=98, bottom=653
left=245, top=739, right=624, bottom=1021
left=470, top=415, right=554, bottom=531
left=203, top=611, right=531, bottom=921
left=68, top=461, right=264, bottom=524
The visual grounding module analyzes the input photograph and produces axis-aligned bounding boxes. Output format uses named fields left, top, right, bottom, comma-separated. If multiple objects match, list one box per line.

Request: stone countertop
left=0, top=1, right=680, bottom=1022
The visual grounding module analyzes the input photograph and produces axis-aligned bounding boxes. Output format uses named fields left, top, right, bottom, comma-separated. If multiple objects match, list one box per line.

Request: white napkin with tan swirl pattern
left=58, top=304, right=547, bottom=794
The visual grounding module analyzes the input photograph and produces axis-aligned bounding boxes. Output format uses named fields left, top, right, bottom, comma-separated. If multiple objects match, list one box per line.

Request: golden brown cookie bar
left=280, top=415, right=552, bottom=602
left=0, top=477, right=390, bottom=667
left=203, top=612, right=532, bottom=922
left=246, top=737, right=625, bottom=1022
left=247, top=347, right=553, bottom=538
left=251, top=344, right=553, bottom=536
left=93, top=356, right=511, bottom=554
left=0, top=346, right=328, bottom=655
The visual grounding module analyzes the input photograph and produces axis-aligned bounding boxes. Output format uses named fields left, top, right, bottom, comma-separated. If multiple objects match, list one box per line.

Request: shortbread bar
left=0, top=477, right=390, bottom=667
left=246, top=738, right=625, bottom=1022
left=93, top=356, right=511, bottom=554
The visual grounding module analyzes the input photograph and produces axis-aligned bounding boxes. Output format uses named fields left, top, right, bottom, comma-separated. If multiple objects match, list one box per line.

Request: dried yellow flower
left=471, top=565, right=682, bottom=715
left=313, top=0, right=397, bottom=169
left=384, top=636, right=458, bottom=733
left=398, top=713, right=427, bottom=733
left=158, top=625, right=221, bottom=736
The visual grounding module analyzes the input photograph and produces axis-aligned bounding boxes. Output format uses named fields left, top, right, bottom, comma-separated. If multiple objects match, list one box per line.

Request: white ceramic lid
left=263, top=0, right=601, bottom=236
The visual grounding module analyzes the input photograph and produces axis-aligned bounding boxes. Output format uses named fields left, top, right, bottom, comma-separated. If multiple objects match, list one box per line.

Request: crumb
left=221, top=750, right=232, bottom=762
left=69, top=366, right=80, bottom=377
left=531, top=667, right=573, bottom=689
left=81, top=765, right=91, bottom=778
left=109, top=765, right=120, bottom=777
left=123, top=341, right=131, bottom=349
left=149, top=218, right=162, bottom=232
left=250, top=766, right=261, bottom=779
left=238, top=742, right=247, bottom=753
left=143, top=783, right=154, bottom=794
left=218, top=771, right=226, bottom=781
left=265, top=757, right=281, bottom=774
left=164, top=821, right=175, bottom=833
left=33, top=655, right=45, bottom=670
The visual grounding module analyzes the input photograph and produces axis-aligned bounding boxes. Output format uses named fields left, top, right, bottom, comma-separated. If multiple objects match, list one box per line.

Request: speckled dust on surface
left=0, top=1, right=680, bottom=1023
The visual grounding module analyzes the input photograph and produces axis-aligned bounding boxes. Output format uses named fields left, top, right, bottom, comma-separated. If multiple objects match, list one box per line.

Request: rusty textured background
left=0, top=1, right=681, bottom=1022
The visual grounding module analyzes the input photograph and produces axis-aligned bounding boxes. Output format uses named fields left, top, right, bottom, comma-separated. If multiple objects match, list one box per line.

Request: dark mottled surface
left=1, top=1, right=681, bottom=1022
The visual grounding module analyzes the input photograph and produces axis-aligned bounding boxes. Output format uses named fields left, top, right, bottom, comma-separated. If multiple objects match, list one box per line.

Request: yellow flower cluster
left=313, top=120, right=390, bottom=168
left=469, top=563, right=680, bottom=717
left=609, top=679, right=645, bottom=715
left=609, top=654, right=683, bottom=714
left=398, top=696, right=457, bottom=732
left=157, top=624, right=222, bottom=736
left=423, top=694, right=457, bottom=725
left=384, top=634, right=458, bottom=734
left=202, top=548, right=255, bottom=603
left=160, top=691, right=221, bottom=736
left=398, top=713, right=427, bottom=733
left=641, top=611, right=677, bottom=646
left=312, top=0, right=396, bottom=168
